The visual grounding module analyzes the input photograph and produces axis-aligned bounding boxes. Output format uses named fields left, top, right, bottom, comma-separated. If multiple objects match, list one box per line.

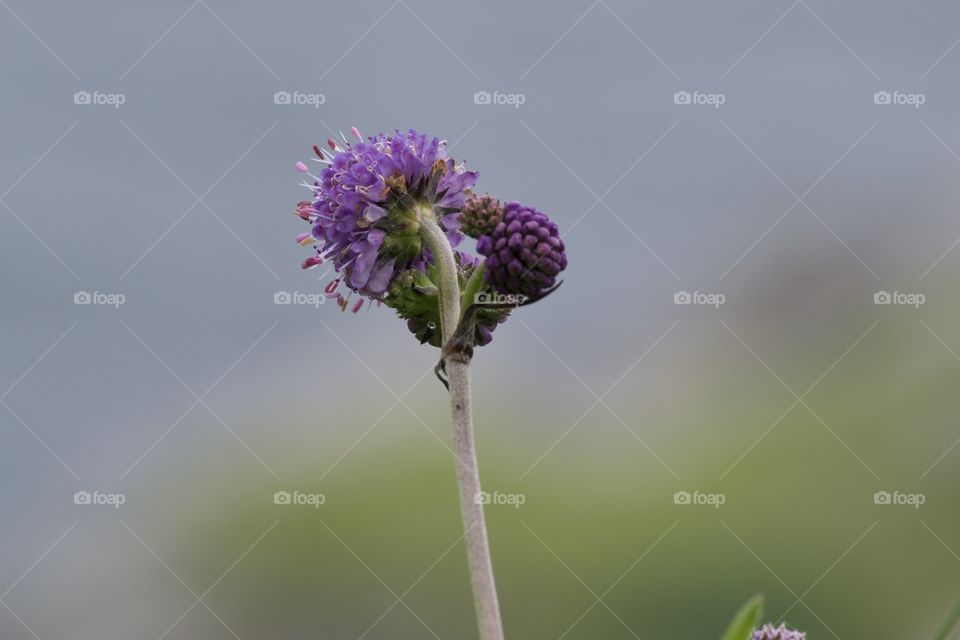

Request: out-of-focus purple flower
left=752, top=623, right=806, bottom=640
left=295, top=128, right=477, bottom=307
left=475, top=201, right=567, bottom=297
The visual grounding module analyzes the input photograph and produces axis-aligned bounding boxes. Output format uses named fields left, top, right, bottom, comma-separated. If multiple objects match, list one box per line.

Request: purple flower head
left=295, top=128, right=478, bottom=306
left=752, top=624, right=806, bottom=640
left=475, top=201, right=567, bottom=298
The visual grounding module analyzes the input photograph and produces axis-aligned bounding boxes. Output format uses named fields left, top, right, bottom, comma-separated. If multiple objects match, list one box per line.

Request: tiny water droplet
left=427, top=321, right=437, bottom=330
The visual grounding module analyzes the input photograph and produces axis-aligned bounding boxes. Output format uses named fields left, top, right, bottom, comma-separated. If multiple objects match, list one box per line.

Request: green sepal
left=385, top=256, right=511, bottom=349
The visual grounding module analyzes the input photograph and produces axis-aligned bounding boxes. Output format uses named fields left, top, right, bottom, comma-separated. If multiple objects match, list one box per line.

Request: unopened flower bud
left=460, top=193, right=504, bottom=239
left=476, top=202, right=567, bottom=298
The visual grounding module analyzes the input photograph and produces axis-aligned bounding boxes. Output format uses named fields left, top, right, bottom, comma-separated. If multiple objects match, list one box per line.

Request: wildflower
left=285, top=126, right=572, bottom=640
left=295, top=128, right=477, bottom=304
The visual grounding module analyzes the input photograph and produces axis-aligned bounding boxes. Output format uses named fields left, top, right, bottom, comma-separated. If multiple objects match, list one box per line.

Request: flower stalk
left=420, top=211, right=505, bottom=640
left=291, top=128, right=566, bottom=640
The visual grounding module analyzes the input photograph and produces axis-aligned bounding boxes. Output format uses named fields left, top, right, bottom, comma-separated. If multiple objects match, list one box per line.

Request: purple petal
left=364, top=203, right=387, bottom=222
left=367, top=261, right=395, bottom=294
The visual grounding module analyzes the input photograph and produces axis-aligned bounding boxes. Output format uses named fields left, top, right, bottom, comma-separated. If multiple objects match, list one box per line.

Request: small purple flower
left=295, top=128, right=477, bottom=306
left=752, top=623, right=806, bottom=640
left=475, top=201, right=567, bottom=297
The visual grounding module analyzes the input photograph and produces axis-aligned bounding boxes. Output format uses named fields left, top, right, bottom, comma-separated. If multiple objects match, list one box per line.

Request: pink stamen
left=351, top=298, right=364, bottom=313
left=350, top=126, right=362, bottom=141
left=324, top=279, right=341, bottom=295
left=295, top=202, right=315, bottom=220
left=295, top=161, right=309, bottom=173
left=313, top=144, right=325, bottom=159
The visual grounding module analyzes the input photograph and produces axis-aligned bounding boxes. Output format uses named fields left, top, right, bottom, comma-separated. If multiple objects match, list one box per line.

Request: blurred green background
left=118, top=279, right=960, bottom=639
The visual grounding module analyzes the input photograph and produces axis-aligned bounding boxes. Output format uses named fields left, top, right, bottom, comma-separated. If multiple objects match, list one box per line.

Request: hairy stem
left=420, top=212, right=505, bottom=640
left=419, top=212, right=461, bottom=337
